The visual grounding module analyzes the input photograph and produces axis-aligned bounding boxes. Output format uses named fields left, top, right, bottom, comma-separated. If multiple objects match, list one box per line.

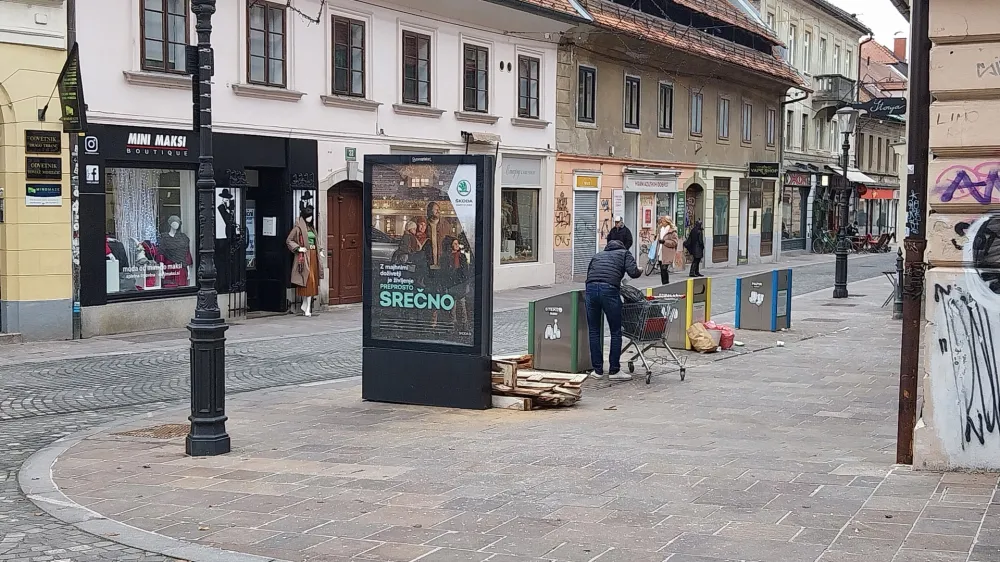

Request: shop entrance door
left=246, top=170, right=288, bottom=313
left=327, top=181, right=362, bottom=305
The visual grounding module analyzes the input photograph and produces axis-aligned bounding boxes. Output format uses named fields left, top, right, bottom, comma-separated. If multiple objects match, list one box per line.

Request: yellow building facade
left=0, top=3, right=72, bottom=341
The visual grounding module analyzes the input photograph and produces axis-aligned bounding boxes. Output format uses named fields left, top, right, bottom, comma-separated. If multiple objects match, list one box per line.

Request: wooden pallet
left=490, top=355, right=585, bottom=409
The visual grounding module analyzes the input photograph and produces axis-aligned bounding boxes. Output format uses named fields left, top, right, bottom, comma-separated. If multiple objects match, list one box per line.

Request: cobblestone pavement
left=44, top=278, right=1000, bottom=562
left=0, top=255, right=897, bottom=561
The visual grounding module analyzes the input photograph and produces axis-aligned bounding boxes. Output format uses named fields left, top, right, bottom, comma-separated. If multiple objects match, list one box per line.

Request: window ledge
left=455, top=111, right=500, bottom=125
left=123, top=70, right=191, bottom=90
left=511, top=117, right=550, bottom=129
left=232, top=83, right=305, bottom=102
left=657, top=131, right=674, bottom=138
left=321, top=95, right=381, bottom=111
left=624, top=127, right=641, bottom=135
left=392, top=104, right=445, bottom=118
left=576, top=121, right=598, bottom=129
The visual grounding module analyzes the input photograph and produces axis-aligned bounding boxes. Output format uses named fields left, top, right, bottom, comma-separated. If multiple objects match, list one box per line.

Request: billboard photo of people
left=369, top=161, right=478, bottom=347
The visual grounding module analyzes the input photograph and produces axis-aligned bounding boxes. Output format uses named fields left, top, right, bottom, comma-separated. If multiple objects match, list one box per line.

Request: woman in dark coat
left=684, top=219, right=706, bottom=277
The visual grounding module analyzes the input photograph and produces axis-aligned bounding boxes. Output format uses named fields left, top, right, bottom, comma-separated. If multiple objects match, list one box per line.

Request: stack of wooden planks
left=491, top=355, right=587, bottom=410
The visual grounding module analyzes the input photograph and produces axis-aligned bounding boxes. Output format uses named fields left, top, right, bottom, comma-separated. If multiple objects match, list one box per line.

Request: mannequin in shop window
left=158, top=215, right=192, bottom=288
left=286, top=204, right=324, bottom=317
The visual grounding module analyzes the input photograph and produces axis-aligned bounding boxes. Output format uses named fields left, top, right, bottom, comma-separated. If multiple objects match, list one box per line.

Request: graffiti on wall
left=933, top=162, right=1000, bottom=204
left=554, top=191, right=572, bottom=249
left=929, top=213, right=1000, bottom=467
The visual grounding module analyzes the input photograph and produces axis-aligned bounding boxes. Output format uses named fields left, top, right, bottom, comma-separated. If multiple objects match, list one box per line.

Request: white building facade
left=75, top=0, right=581, bottom=336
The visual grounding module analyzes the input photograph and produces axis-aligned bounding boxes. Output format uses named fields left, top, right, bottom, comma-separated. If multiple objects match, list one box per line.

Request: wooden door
left=326, top=184, right=363, bottom=305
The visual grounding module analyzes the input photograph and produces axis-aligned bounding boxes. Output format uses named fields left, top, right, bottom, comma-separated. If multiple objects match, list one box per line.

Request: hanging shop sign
left=57, top=43, right=87, bottom=133
left=25, top=130, right=62, bottom=154
left=25, top=184, right=63, bottom=206
left=785, top=172, right=810, bottom=187
left=363, top=154, right=495, bottom=410
left=748, top=162, right=780, bottom=178
left=854, top=97, right=907, bottom=119
left=25, top=157, right=62, bottom=181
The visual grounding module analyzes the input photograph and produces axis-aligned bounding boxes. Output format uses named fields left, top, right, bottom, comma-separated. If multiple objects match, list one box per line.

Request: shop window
left=463, top=44, right=489, bottom=113
left=518, top=55, right=540, bottom=119
left=402, top=31, right=432, bottom=105
left=624, top=75, right=641, bottom=130
left=332, top=15, right=365, bottom=97
left=712, top=177, right=730, bottom=263
left=105, top=168, right=197, bottom=295
left=781, top=183, right=804, bottom=240
left=500, top=189, right=538, bottom=264
left=141, top=0, right=188, bottom=73
left=247, top=1, right=286, bottom=87
left=578, top=66, right=596, bottom=124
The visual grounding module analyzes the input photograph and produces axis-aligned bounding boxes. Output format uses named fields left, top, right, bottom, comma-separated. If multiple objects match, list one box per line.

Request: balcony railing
left=812, top=74, right=856, bottom=105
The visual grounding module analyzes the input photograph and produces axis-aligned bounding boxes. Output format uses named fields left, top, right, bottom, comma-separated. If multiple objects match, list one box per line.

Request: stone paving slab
left=26, top=276, right=997, bottom=562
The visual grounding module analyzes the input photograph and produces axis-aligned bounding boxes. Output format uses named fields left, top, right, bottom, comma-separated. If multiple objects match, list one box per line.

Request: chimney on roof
left=893, top=37, right=908, bottom=62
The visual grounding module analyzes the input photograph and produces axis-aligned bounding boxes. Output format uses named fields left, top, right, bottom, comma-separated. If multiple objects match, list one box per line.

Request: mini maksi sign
left=126, top=132, right=190, bottom=156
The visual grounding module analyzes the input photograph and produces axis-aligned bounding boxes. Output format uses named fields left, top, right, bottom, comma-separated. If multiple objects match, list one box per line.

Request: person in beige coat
left=286, top=206, right=324, bottom=317
left=656, top=216, right=680, bottom=284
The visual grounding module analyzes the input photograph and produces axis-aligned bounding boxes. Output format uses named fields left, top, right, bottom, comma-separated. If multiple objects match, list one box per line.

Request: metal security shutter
left=572, top=191, right=599, bottom=279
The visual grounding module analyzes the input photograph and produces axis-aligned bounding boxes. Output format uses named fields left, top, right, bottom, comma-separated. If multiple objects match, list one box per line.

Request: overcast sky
left=828, top=0, right=909, bottom=47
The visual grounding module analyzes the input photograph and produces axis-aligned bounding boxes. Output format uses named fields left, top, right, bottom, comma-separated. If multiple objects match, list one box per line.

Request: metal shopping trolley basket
left=620, top=294, right=687, bottom=384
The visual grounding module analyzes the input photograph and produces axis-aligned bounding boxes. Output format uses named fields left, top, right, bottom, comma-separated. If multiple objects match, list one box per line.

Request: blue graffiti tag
left=940, top=170, right=1000, bottom=204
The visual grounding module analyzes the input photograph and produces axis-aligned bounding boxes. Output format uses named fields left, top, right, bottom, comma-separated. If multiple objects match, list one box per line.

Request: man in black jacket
left=606, top=215, right=633, bottom=253
left=585, top=239, right=642, bottom=381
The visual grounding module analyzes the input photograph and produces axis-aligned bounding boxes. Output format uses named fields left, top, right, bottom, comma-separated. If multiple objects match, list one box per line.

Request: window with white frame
left=141, top=0, right=188, bottom=73
left=578, top=66, right=596, bottom=124
left=690, top=91, right=703, bottom=135
left=463, top=43, right=489, bottom=113
left=819, top=37, right=828, bottom=73
left=741, top=101, right=752, bottom=143
left=332, top=15, right=365, bottom=97
left=624, top=75, right=640, bottom=130
left=845, top=49, right=853, bottom=77
left=815, top=117, right=825, bottom=150
left=787, top=24, right=797, bottom=66
left=767, top=12, right=775, bottom=29
left=800, top=113, right=809, bottom=150
left=833, top=44, right=841, bottom=75
left=402, top=30, right=432, bottom=105
left=517, top=55, right=540, bottom=119
left=803, top=32, right=811, bottom=74
left=718, top=96, right=730, bottom=140
left=785, top=109, right=794, bottom=148
left=766, top=107, right=776, bottom=146
left=658, top=82, right=673, bottom=134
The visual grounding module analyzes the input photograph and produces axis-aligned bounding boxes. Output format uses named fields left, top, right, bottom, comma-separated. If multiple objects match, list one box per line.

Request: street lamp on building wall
left=186, top=0, right=230, bottom=456
left=833, top=106, right=860, bottom=299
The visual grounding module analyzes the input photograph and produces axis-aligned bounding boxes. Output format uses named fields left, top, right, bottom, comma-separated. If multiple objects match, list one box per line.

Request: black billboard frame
left=362, top=154, right=495, bottom=409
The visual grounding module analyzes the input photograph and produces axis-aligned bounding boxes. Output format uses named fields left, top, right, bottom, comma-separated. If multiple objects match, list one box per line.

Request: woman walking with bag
left=656, top=217, right=679, bottom=284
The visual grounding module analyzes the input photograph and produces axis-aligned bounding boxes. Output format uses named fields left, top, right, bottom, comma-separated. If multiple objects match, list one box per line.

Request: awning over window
left=826, top=166, right=876, bottom=184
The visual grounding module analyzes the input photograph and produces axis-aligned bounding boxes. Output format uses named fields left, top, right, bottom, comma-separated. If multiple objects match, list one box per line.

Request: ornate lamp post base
left=186, top=316, right=229, bottom=457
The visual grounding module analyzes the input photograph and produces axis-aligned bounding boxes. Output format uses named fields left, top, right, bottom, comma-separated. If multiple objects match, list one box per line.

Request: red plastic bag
left=703, top=321, right=735, bottom=350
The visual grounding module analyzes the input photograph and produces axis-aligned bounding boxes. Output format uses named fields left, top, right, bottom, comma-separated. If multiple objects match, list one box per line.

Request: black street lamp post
left=187, top=0, right=230, bottom=457
left=833, top=107, right=859, bottom=299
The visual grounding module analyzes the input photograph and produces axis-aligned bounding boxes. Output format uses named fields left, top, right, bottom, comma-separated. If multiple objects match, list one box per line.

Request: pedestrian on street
left=606, top=215, right=634, bottom=252
left=685, top=219, right=705, bottom=277
left=655, top=216, right=679, bottom=285
left=584, top=239, right=642, bottom=381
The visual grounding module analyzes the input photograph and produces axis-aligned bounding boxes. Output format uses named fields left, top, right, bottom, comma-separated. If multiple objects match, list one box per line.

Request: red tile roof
left=861, top=40, right=901, bottom=65
left=584, top=0, right=806, bottom=89
left=670, top=0, right=783, bottom=46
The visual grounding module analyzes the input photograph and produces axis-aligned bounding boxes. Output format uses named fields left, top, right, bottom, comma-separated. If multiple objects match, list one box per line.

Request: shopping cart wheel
left=645, top=371, right=652, bottom=385
left=627, top=361, right=635, bottom=373
left=679, top=368, right=686, bottom=381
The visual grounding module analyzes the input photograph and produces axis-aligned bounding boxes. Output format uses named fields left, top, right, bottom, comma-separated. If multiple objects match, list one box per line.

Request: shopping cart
left=620, top=294, right=687, bottom=384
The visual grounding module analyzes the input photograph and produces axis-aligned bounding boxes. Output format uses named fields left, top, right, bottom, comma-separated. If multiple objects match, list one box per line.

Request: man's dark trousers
left=585, top=282, right=623, bottom=375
